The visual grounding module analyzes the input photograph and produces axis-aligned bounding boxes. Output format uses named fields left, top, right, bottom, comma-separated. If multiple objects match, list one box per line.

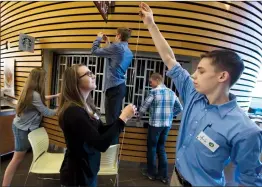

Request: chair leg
left=114, top=174, right=119, bottom=187
left=24, top=172, right=30, bottom=187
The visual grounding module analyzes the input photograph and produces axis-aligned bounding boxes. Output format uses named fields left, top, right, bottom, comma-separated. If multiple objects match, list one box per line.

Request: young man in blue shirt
left=139, top=73, right=183, bottom=184
left=139, top=2, right=262, bottom=186
left=91, top=28, right=133, bottom=145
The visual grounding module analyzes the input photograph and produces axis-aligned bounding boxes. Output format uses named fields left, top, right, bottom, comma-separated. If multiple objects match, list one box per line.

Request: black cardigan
left=59, top=105, right=125, bottom=186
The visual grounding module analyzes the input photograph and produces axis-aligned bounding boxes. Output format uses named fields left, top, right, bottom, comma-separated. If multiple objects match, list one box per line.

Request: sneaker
left=141, top=168, right=156, bottom=180
left=160, top=178, right=169, bottom=185
left=156, top=176, right=169, bottom=185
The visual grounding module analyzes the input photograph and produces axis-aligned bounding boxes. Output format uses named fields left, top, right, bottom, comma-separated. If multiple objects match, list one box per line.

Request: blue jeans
left=147, top=126, right=171, bottom=179
left=12, top=124, right=31, bottom=152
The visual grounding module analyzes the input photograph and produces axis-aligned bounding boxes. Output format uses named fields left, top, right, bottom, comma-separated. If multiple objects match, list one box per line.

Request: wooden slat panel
left=2, top=18, right=260, bottom=50
left=229, top=2, right=262, bottom=20
left=122, top=144, right=176, bottom=152
left=49, top=139, right=66, bottom=148
left=45, top=128, right=64, bottom=138
left=1, top=1, right=261, bottom=155
left=192, top=2, right=262, bottom=27
left=1, top=2, right=94, bottom=25
left=15, top=67, right=36, bottom=72
left=16, top=62, right=42, bottom=67
left=2, top=7, right=261, bottom=44
left=113, top=7, right=262, bottom=41
left=43, top=118, right=59, bottom=125
left=2, top=21, right=259, bottom=53
left=1, top=8, right=99, bottom=32
left=1, top=2, right=31, bottom=18
left=48, top=134, right=65, bottom=143
left=0, top=56, right=42, bottom=61
left=121, top=150, right=176, bottom=159
left=124, top=126, right=178, bottom=136
left=120, top=132, right=177, bottom=141
left=42, top=122, right=62, bottom=131
left=1, top=14, right=102, bottom=36
left=120, top=138, right=176, bottom=147
left=1, top=27, right=260, bottom=54
left=120, top=155, right=175, bottom=164
left=1, top=50, right=41, bottom=58
left=250, top=2, right=262, bottom=14
left=117, top=2, right=262, bottom=31
left=0, top=2, right=17, bottom=14
left=2, top=36, right=260, bottom=61
left=0, top=2, right=9, bottom=9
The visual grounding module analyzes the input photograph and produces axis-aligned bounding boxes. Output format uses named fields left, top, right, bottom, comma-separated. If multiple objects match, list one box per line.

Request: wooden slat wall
left=42, top=116, right=178, bottom=163
left=1, top=2, right=261, bottom=161
left=1, top=1, right=261, bottom=104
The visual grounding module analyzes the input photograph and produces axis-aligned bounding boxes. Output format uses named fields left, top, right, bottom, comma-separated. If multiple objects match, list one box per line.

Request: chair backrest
left=28, top=127, right=49, bottom=162
left=100, top=144, right=120, bottom=170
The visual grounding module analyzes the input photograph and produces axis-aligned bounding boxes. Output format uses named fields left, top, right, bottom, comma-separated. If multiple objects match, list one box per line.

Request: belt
left=175, top=167, right=192, bottom=187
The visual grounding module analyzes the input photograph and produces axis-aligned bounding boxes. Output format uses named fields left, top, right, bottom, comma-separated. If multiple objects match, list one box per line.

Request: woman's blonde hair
left=58, top=64, right=98, bottom=127
left=16, top=68, right=46, bottom=116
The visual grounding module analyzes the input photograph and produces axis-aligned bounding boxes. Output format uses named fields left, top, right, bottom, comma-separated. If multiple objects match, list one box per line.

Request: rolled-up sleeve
left=231, top=130, right=262, bottom=186
left=139, top=92, right=154, bottom=115
left=166, top=63, right=195, bottom=104
left=173, top=96, right=183, bottom=117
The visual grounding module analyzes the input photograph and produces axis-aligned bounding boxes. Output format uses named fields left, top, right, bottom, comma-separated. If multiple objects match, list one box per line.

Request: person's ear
left=218, top=71, right=230, bottom=83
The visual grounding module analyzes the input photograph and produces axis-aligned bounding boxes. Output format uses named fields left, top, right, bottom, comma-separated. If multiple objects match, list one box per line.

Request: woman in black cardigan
left=58, top=64, right=136, bottom=187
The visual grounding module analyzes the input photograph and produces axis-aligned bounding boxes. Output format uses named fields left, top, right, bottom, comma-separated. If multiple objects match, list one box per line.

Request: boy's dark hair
left=200, top=50, right=244, bottom=87
left=117, top=27, right=131, bottom=42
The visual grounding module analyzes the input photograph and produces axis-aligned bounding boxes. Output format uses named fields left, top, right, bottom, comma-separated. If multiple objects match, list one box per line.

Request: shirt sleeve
left=91, top=37, right=121, bottom=57
left=230, top=129, right=262, bottom=186
left=32, top=91, right=56, bottom=117
left=139, top=91, right=154, bottom=115
left=166, top=63, right=196, bottom=104
left=64, top=106, right=125, bottom=152
left=173, top=96, right=183, bottom=117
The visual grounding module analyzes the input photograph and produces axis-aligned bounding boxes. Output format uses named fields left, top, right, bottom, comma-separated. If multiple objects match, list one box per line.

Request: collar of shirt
left=198, top=93, right=237, bottom=119
left=154, top=84, right=166, bottom=90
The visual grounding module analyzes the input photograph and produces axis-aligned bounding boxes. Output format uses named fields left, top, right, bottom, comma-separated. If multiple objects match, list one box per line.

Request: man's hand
left=139, top=2, right=155, bottom=28
left=103, top=34, right=110, bottom=44
left=97, top=32, right=103, bottom=38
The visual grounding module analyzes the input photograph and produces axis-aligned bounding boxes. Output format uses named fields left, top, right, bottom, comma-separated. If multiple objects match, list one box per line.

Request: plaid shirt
left=139, top=84, right=183, bottom=127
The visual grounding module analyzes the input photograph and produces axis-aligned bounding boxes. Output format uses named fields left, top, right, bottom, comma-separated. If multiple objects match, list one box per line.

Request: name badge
left=196, top=131, right=219, bottom=152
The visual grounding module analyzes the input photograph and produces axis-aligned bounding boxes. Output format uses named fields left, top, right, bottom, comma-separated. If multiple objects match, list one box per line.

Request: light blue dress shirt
left=91, top=37, right=133, bottom=91
left=166, top=63, right=262, bottom=186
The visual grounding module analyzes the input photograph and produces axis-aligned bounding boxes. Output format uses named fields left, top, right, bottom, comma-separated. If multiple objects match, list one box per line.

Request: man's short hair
left=117, top=27, right=131, bottom=42
left=200, top=50, right=244, bottom=87
left=150, top=73, right=163, bottom=82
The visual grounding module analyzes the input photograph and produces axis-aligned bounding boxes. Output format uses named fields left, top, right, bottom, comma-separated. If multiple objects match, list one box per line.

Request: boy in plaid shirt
left=139, top=73, right=183, bottom=184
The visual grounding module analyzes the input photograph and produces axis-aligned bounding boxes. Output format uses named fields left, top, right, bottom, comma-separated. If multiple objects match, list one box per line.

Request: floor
left=0, top=151, right=237, bottom=186
left=0, top=151, right=173, bottom=187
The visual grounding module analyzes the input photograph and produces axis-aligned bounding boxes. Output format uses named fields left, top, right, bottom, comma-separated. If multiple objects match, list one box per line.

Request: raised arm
left=139, top=3, right=197, bottom=104
left=139, top=2, right=178, bottom=70
left=91, top=32, right=118, bottom=57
